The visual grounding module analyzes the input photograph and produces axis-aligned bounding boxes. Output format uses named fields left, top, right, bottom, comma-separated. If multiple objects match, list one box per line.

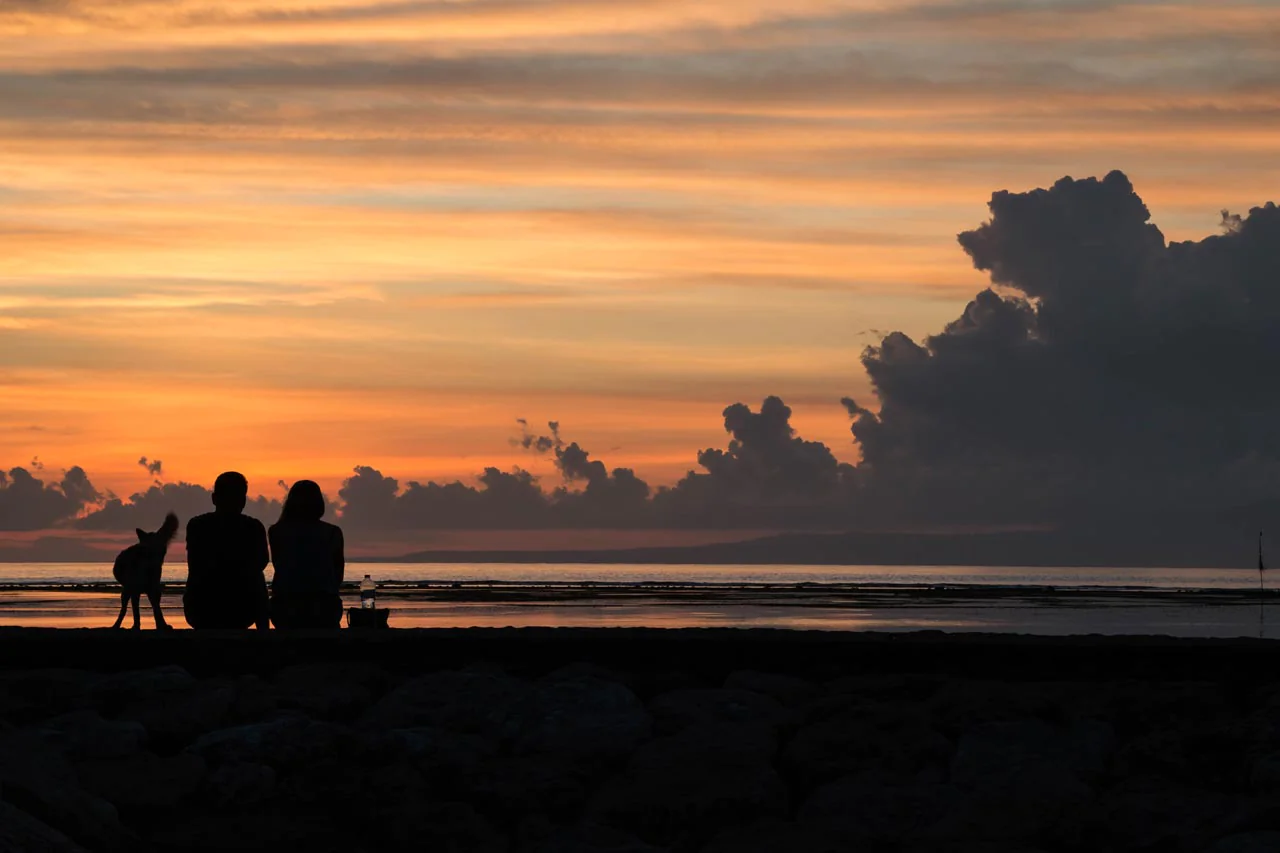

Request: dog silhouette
left=111, top=513, right=179, bottom=630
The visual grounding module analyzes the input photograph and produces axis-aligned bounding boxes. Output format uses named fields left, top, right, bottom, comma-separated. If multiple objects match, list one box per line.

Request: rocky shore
left=3, top=628, right=1280, bottom=852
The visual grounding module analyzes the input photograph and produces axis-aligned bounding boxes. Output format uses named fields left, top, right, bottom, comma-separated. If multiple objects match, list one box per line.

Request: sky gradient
left=3, top=0, right=1280, bottom=506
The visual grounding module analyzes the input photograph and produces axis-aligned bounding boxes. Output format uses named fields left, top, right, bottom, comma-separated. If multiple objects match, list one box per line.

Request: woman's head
left=280, top=479, right=326, bottom=522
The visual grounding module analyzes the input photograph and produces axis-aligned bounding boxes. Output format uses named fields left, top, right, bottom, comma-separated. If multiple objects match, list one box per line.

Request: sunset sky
left=3, top=0, right=1280, bottom=504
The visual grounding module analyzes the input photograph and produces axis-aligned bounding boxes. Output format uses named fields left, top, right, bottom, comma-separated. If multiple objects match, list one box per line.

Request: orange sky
left=2, top=0, right=1280, bottom=500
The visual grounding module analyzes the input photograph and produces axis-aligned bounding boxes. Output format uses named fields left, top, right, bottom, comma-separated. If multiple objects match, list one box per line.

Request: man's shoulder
left=186, top=512, right=218, bottom=532
left=187, top=512, right=266, bottom=532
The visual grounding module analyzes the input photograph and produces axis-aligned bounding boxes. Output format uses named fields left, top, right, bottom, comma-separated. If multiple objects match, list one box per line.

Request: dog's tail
left=159, top=512, right=180, bottom=542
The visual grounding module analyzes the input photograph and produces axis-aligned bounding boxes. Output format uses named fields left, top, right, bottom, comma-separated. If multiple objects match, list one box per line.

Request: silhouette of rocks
left=723, top=670, right=818, bottom=706
left=798, top=775, right=955, bottom=844
left=77, top=752, right=207, bottom=809
left=784, top=701, right=950, bottom=786
left=648, top=688, right=788, bottom=733
left=361, top=668, right=527, bottom=736
left=271, top=662, right=388, bottom=720
left=204, top=761, right=277, bottom=808
left=591, top=722, right=787, bottom=846
left=187, top=716, right=352, bottom=769
left=1209, top=832, right=1280, bottom=853
left=0, top=730, right=127, bottom=851
left=508, top=674, right=650, bottom=763
left=951, top=720, right=1114, bottom=787
left=526, top=822, right=668, bottom=853
left=699, top=819, right=843, bottom=853
left=119, top=681, right=236, bottom=748
left=0, top=799, right=90, bottom=853
left=4, top=629, right=1280, bottom=852
left=38, top=710, right=147, bottom=760
left=0, top=669, right=101, bottom=722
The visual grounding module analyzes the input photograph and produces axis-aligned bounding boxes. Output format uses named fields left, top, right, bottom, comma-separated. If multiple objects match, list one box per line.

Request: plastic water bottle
left=360, top=575, right=377, bottom=609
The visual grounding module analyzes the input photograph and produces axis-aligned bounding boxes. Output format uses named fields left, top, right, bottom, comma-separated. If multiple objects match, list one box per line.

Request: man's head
left=212, top=471, right=249, bottom=514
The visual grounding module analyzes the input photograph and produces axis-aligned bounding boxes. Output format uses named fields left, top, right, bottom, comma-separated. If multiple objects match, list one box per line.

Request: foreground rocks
left=2, top=632, right=1280, bottom=851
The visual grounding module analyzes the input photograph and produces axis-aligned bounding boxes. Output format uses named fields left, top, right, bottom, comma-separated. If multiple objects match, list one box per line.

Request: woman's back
left=269, top=519, right=344, bottom=598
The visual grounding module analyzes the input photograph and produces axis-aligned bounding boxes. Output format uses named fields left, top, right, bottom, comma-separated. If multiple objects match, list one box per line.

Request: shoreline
left=3, top=626, right=1279, bottom=681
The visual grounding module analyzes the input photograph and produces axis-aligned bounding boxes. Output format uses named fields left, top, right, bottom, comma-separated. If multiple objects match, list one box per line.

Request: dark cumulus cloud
left=8, top=170, right=1280, bottom=539
left=0, top=466, right=100, bottom=531
left=137, top=456, right=163, bottom=477
left=843, top=170, right=1280, bottom=529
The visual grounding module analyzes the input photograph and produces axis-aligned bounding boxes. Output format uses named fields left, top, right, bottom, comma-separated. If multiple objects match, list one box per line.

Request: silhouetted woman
left=268, top=480, right=344, bottom=629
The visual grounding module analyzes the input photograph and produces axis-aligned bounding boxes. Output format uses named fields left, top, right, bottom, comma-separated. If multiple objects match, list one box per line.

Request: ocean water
left=0, top=562, right=1275, bottom=636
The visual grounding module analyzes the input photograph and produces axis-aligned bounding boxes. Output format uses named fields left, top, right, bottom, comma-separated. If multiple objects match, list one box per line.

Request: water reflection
left=2, top=587, right=1278, bottom=638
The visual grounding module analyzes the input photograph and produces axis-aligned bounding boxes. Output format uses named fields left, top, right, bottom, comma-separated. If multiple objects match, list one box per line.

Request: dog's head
left=135, top=513, right=180, bottom=556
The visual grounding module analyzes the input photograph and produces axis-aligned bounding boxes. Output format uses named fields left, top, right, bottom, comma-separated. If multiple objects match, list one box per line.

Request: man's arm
left=185, top=517, right=209, bottom=589
left=250, top=518, right=270, bottom=630
left=332, top=526, right=345, bottom=588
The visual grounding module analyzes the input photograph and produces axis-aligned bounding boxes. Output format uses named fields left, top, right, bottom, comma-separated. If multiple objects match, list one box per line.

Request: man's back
left=184, top=510, right=269, bottom=629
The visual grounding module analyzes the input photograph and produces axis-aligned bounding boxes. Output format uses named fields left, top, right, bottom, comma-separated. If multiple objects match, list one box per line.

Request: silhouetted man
left=183, top=471, right=269, bottom=630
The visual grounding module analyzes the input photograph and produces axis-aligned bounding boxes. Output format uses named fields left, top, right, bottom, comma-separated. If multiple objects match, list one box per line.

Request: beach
left=3, top=626, right=1280, bottom=852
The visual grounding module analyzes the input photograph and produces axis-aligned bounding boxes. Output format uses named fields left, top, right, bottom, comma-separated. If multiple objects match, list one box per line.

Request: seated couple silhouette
left=185, top=472, right=345, bottom=630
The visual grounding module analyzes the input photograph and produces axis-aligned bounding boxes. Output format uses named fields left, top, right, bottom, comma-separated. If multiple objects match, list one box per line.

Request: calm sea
left=1, top=562, right=1275, bottom=637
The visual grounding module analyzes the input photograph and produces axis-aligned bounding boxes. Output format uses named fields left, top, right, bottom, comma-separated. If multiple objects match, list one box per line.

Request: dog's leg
left=148, top=587, right=172, bottom=630
left=130, top=593, right=142, bottom=630
left=111, top=591, right=129, bottom=629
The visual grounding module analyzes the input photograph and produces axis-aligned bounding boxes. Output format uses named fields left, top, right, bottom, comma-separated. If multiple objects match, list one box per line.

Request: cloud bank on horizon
left=6, top=171, right=1280, bottom=535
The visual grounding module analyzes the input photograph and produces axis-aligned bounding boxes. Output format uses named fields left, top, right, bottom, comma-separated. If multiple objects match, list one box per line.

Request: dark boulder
left=0, top=730, right=128, bottom=851
left=361, top=669, right=528, bottom=737
left=591, top=722, right=786, bottom=846
left=648, top=688, right=787, bottom=734
left=187, top=716, right=352, bottom=770
left=38, top=710, right=146, bottom=760
left=76, top=752, right=207, bottom=810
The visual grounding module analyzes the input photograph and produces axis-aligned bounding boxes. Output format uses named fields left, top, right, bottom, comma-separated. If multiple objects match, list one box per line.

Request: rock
left=1252, top=751, right=1280, bottom=790
left=146, top=807, right=347, bottom=853
left=1108, top=682, right=1230, bottom=731
left=1117, top=720, right=1252, bottom=789
left=117, top=682, right=236, bottom=748
left=187, top=717, right=352, bottom=769
left=591, top=722, right=786, bottom=845
left=507, top=674, right=651, bottom=765
left=724, top=671, right=818, bottom=705
left=951, top=719, right=1114, bottom=787
left=360, top=669, right=528, bottom=737
left=929, top=764, right=1097, bottom=844
left=463, top=753, right=598, bottom=822
left=0, top=669, right=100, bottom=722
left=272, top=662, right=388, bottom=721
left=204, top=762, right=277, bottom=808
left=700, top=820, right=846, bottom=853
left=0, top=799, right=92, bottom=853
left=827, top=674, right=944, bottom=703
left=395, top=726, right=498, bottom=791
left=1102, top=775, right=1233, bottom=852
left=925, top=680, right=1061, bottom=737
left=526, top=823, right=668, bottom=852
left=228, top=675, right=277, bottom=724
left=1208, top=832, right=1280, bottom=853
left=799, top=775, right=955, bottom=843
left=38, top=710, right=146, bottom=760
left=784, top=705, right=951, bottom=786
left=91, top=665, right=196, bottom=709
left=77, top=752, right=207, bottom=809
left=648, top=688, right=787, bottom=733
left=377, top=800, right=508, bottom=852
left=0, top=730, right=127, bottom=851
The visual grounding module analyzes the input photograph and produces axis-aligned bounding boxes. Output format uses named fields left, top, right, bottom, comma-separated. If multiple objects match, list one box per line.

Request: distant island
left=374, top=523, right=1259, bottom=569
